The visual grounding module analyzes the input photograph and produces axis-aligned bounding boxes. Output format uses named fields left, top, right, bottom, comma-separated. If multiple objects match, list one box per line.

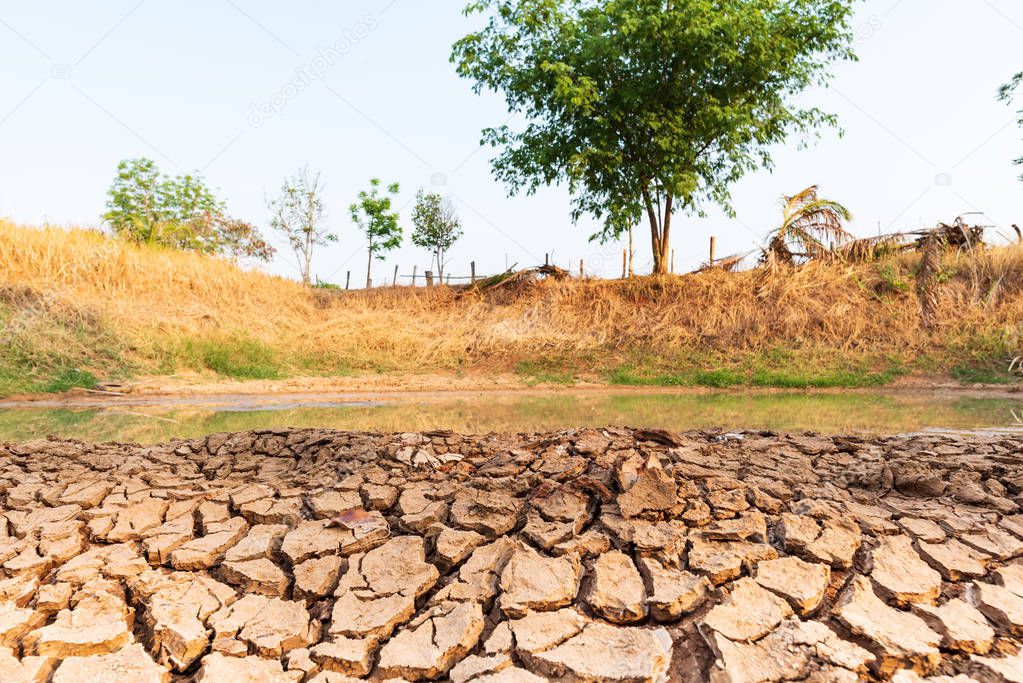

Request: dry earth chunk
left=0, top=645, right=57, bottom=683
left=220, top=557, right=290, bottom=596
left=51, top=643, right=169, bottom=683
left=294, top=555, right=343, bottom=601
left=223, top=524, right=288, bottom=563
left=530, top=622, right=673, bottom=682
left=140, top=573, right=237, bottom=672
left=450, top=489, right=522, bottom=538
left=209, top=594, right=318, bottom=657
left=702, top=577, right=794, bottom=642
left=0, top=602, right=47, bottom=647
left=499, top=542, right=582, bottom=617
left=916, top=539, right=989, bottom=581
left=23, top=589, right=133, bottom=657
left=869, top=534, right=942, bottom=606
left=281, top=516, right=388, bottom=565
left=585, top=550, right=646, bottom=623
left=752, top=556, right=830, bottom=616
left=703, top=618, right=873, bottom=682
left=913, top=598, right=995, bottom=654
left=169, top=517, right=248, bottom=570
left=688, top=535, right=778, bottom=585
left=970, top=650, right=1023, bottom=683
left=432, top=525, right=485, bottom=570
left=834, top=575, right=941, bottom=676
left=331, top=536, right=439, bottom=640
left=311, top=637, right=376, bottom=677
left=967, top=581, right=1023, bottom=636
left=195, top=652, right=303, bottom=683
left=779, top=513, right=861, bottom=569
left=637, top=556, right=710, bottom=621
left=618, top=459, right=678, bottom=519
left=377, top=601, right=486, bottom=680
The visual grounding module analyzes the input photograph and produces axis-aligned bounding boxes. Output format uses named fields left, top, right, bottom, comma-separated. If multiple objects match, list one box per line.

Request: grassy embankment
left=1, top=220, right=1022, bottom=396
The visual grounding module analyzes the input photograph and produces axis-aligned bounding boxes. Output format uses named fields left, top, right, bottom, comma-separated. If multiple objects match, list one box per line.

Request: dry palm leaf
left=835, top=233, right=909, bottom=262
left=697, top=252, right=748, bottom=272
left=765, top=185, right=854, bottom=264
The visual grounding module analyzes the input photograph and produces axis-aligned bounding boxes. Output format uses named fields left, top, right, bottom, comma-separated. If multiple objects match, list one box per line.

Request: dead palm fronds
left=908, top=220, right=985, bottom=252
left=764, top=185, right=853, bottom=264
left=696, top=252, right=750, bottom=273
left=836, top=234, right=909, bottom=262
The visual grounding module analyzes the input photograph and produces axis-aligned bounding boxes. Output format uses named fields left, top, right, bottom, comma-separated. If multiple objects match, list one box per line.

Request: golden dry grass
left=1, top=219, right=1022, bottom=390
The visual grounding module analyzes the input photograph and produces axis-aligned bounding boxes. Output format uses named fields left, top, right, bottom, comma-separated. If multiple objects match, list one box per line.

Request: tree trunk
left=366, top=242, right=373, bottom=289
left=627, top=227, right=634, bottom=278
left=657, top=194, right=673, bottom=275
left=642, top=188, right=672, bottom=275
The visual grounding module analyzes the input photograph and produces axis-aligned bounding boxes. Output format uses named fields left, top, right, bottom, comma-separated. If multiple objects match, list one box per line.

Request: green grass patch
left=607, top=365, right=691, bottom=386
left=41, top=368, right=98, bottom=393
left=942, top=329, right=1021, bottom=385
left=750, top=368, right=899, bottom=389
left=693, top=369, right=745, bottom=388
left=515, top=359, right=577, bottom=385
left=951, top=364, right=1015, bottom=385
left=176, top=337, right=283, bottom=380
left=0, top=295, right=128, bottom=396
left=607, top=351, right=906, bottom=389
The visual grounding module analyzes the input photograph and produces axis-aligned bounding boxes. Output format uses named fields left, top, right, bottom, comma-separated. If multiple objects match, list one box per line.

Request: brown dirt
left=0, top=427, right=1021, bottom=681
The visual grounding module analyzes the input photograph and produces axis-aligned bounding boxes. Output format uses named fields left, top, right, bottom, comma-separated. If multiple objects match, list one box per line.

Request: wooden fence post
left=470, top=261, right=476, bottom=285
left=545, top=253, right=549, bottom=266
left=393, top=264, right=399, bottom=286
left=412, top=265, right=417, bottom=286
left=345, top=271, right=350, bottom=290
left=579, top=259, right=584, bottom=278
left=425, top=270, right=434, bottom=287
left=709, top=236, right=717, bottom=266
left=628, top=227, right=634, bottom=278
left=670, top=249, right=675, bottom=275
left=622, top=250, right=627, bottom=279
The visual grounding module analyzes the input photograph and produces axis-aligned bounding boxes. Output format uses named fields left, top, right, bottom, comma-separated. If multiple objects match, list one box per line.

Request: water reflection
left=0, top=391, right=1021, bottom=444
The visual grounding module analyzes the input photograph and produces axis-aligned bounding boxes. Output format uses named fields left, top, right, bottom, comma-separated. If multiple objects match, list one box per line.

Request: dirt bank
left=6, top=221, right=1023, bottom=397
left=0, top=427, right=1020, bottom=681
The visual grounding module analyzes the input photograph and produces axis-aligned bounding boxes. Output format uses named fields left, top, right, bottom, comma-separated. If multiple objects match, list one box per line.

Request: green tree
left=764, top=185, right=852, bottom=264
left=411, top=190, right=463, bottom=280
left=267, top=168, right=335, bottom=286
left=103, top=158, right=273, bottom=261
left=452, top=0, right=858, bottom=274
left=350, top=179, right=402, bottom=287
left=999, top=72, right=1023, bottom=180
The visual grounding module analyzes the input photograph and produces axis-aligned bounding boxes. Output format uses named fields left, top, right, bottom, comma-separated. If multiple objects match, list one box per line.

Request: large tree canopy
left=452, top=0, right=858, bottom=273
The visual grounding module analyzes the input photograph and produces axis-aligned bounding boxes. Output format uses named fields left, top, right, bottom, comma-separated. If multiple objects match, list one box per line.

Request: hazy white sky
left=0, top=0, right=1020, bottom=283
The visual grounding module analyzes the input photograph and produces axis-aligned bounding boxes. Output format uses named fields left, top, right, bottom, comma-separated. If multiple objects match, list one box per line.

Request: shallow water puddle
left=1, top=390, right=1022, bottom=443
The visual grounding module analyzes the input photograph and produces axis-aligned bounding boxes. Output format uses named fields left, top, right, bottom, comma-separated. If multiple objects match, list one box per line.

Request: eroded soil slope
left=0, top=427, right=1021, bottom=682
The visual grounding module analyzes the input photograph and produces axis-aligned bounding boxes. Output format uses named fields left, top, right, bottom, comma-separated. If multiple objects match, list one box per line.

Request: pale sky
left=0, top=0, right=1020, bottom=283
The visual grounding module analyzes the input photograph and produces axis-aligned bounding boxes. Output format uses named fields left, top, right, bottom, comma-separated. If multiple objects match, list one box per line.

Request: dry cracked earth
left=0, top=427, right=1021, bottom=682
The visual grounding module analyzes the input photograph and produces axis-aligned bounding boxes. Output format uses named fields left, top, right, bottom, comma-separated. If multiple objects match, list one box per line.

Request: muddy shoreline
left=0, top=427, right=1020, bottom=681
left=2, top=371, right=1021, bottom=408
left=2, top=382, right=1022, bottom=412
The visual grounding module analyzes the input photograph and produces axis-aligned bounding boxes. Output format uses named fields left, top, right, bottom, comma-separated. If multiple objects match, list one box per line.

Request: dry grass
left=2, top=220, right=1022, bottom=391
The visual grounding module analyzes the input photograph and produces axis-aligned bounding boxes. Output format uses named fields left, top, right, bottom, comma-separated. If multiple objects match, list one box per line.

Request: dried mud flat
left=0, top=428, right=1021, bottom=682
